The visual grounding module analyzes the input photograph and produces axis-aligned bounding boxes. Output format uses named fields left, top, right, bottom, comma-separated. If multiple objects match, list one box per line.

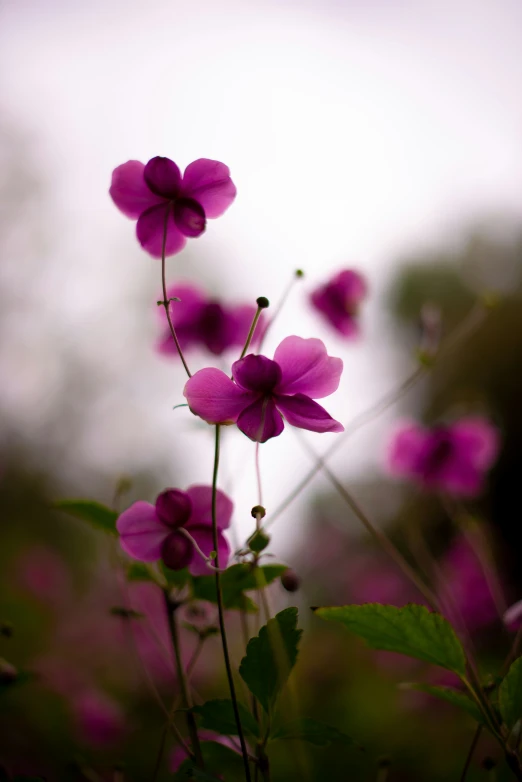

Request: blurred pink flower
left=310, top=269, right=367, bottom=337
left=387, top=418, right=499, bottom=496
left=117, top=486, right=232, bottom=574
left=15, top=545, right=71, bottom=606
left=73, top=690, right=126, bottom=747
left=184, top=336, right=344, bottom=443
left=439, top=535, right=499, bottom=632
left=157, top=283, right=262, bottom=358
left=109, top=156, right=236, bottom=257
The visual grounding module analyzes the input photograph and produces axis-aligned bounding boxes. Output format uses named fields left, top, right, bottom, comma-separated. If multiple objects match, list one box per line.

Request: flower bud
left=280, top=569, right=300, bottom=593
left=251, top=505, right=266, bottom=519
left=256, top=297, right=270, bottom=309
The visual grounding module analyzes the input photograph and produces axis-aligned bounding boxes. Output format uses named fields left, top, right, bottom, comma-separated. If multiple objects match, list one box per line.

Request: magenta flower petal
left=117, top=501, right=168, bottom=562
left=387, top=423, right=427, bottom=476
left=232, top=354, right=282, bottom=392
left=187, top=525, right=230, bottom=575
left=237, top=396, right=285, bottom=442
left=310, top=269, right=367, bottom=337
left=174, top=198, right=206, bottom=237
left=144, top=156, right=182, bottom=198
left=136, top=204, right=187, bottom=258
left=155, top=489, right=192, bottom=528
left=182, top=158, right=237, bottom=218
left=109, top=160, right=164, bottom=218
left=450, top=418, right=500, bottom=470
left=273, top=336, right=343, bottom=398
left=184, top=368, right=255, bottom=424
left=185, top=485, right=233, bottom=530
left=275, top=393, right=344, bottom=434
left=161, top=531, right=193, bottom=570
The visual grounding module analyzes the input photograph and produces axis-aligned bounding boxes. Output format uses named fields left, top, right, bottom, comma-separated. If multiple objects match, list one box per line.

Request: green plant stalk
left=211, top=424, right=252, bottom=782
left=160, top=208, right=191, bottom=378
left=163, top=591, right=204, bottom=769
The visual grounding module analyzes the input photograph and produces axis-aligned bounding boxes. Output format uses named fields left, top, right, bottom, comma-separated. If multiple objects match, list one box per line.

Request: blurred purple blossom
left=387, top=418, right=499, bottom=496
left=184, top=336, right=344, bottom=443
left=109, top=157, right=236, bottom=257
left=310, top=269, right=367, bottom=337
left=157, top=282, right=262, bottom=358
left=117, top=485, right=232, bottom=574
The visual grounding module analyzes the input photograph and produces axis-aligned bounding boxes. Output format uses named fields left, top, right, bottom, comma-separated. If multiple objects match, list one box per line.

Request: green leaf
left=271, top=718, right=355, bottom=747
left=173, top=741, right=244, bottom=781
left=54, top=499, right=118, bottom=535
left=499, top=656, right=522, bottom=729
left=191, top=564, right=287, bottom=612
left=403, top=683, right=484, bottom=724
left=126, top=562, right=154, bottom=581
left=315, top=604, right=467, bottom=676
left=239, top=607, right=302, bottom=714
left=248, top=529, right=270, bottom=553
left=162, top=564, right=190, bottom=589
left=192, top=699, right=259, bottom=739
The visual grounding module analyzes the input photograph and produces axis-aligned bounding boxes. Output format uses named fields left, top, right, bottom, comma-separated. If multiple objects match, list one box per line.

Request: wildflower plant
left=16, top=151, right=520, bottom=782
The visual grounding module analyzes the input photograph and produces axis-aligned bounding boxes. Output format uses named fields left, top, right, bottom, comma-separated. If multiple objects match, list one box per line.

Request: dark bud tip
left=256, top=296, right=270, bottom=309
left=156, top=300, right=165, bottom=306
left=378, top=757, right=392, bottom=769
left=295, top=269, right=304, bottom=278
left=251, top=505, right=266, bottom=519
left=481, top=757, right=497, bottom=771
left=281, top=569, right=300, bottom=593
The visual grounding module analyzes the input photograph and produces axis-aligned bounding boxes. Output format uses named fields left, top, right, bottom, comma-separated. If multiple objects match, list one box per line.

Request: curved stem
left=163, top=591, right=204, bottom=769
left=160, top=207, right=192, bottom=378
left=460, top=724, right=482, bottom=781
left=211, top=424, right=252, bottom=782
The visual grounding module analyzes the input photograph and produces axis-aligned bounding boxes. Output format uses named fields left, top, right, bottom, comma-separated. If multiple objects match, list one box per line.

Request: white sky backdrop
left=0, top=0, right=521, bottom=554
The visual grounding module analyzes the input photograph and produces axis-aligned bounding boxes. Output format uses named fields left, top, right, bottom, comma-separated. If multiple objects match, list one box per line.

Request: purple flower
left=109, top=157, right=236, bottom=258
left=439, top=536, right=499, bottom=632
left=183, top=335, right=344, bottom=443
left=310, top=269, right=367, bottom=337
left=157, top=283, right=262, bottom=357
left=116, top=486, right=232, bottom=575
left=387, top=418, right=499, bottom=496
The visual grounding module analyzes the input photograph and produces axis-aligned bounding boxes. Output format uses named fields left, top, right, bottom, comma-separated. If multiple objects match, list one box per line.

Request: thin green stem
left=316, top=460, right=439, bottom=610
left=163, top=591, right=204, bottom=769
left=211, top=424, right=252, bottom=782
left=460, top=724, right=483, bottom=782
left=160, top=207, right=192, bottom=378
left=239, top=305, right=264, bottom=361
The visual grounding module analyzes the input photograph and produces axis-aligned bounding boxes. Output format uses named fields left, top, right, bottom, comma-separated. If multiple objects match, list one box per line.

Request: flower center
left=155, top=489, right=192, bottom=528
left=422, top=428, right=454, bottom=477
left=232, top=354, right=282, bottom=394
